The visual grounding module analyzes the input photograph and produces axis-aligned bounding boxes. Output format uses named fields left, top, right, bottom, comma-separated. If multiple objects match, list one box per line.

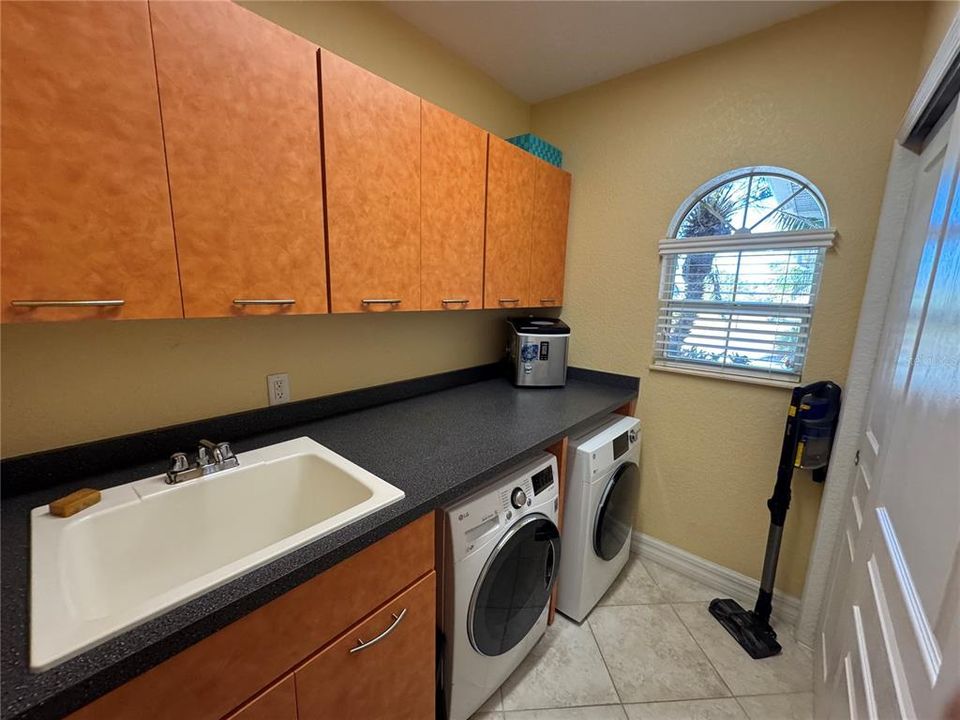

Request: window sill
left=649, top=362, right=797, bottom=389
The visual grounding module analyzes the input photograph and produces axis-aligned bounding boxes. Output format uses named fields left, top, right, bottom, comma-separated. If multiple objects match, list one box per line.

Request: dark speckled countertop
left=1, top=367, right=637, bottom=719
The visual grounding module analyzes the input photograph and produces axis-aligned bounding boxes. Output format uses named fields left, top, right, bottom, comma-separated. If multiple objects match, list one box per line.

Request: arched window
left=654, top=166, right=835, bottom=385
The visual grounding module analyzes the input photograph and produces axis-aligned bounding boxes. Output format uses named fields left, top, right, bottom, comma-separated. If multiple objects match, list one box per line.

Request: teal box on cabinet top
left=506, top=133, right=563, bottom=168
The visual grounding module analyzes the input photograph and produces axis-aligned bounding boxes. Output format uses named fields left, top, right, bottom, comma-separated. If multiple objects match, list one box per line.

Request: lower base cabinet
left=296, top=572, right=436, bottom=719
left=227, top=676, right=297, bottom=720
left=68, top=514, right=435, bottom=720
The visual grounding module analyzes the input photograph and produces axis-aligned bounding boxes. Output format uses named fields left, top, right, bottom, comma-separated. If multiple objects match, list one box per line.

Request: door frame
left=796, top=12, right=960, bottom=647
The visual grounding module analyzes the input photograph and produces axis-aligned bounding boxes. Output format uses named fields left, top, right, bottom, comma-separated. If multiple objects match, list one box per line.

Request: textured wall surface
left=240, top=1, right=530, bottom=138
left=530, top=2, right=929, bottom=595
left=0, top=2, right=530, bottom=458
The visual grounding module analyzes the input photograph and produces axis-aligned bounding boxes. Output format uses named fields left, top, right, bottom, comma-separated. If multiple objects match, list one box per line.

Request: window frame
left=652, top=166, right=836, bottom=388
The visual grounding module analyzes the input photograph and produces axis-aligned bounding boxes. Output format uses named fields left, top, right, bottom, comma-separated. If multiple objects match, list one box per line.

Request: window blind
left=653, top=234, right=833, bottom=383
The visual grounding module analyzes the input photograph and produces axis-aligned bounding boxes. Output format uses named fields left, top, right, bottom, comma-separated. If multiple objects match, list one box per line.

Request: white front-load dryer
left=556, top=414, right=641, bottom=622
left=442, top=453, right=561, bottom=720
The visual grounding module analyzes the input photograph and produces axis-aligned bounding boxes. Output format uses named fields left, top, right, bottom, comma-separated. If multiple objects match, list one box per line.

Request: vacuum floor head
left=708, top=598, right=782, bottom=659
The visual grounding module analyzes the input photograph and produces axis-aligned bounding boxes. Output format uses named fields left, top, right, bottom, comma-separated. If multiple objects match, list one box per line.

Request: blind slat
left=654, top=245, right=824, bottom=379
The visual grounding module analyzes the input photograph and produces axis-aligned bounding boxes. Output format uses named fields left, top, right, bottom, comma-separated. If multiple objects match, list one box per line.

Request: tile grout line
left=666, top=602, right=738, bottom=699
left=641, top=554, right=741, bottom=702
left=733, top=694, right=753, bottom=719
left=586, top=614, right=628, bottom=708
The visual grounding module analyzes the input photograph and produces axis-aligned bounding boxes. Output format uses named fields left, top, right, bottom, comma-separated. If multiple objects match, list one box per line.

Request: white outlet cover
left=267, top=373, right=290, bottom=406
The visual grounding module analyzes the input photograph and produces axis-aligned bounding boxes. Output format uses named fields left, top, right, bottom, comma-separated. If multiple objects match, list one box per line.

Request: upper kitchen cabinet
left=484, top=137, right=537, bottom=309
left=421, top=102, right=488, bottom=311
left=0, top=1, right=182, bottom=323
left=529, top=161, right=572, bottom=308
left=321, top=50, right=421, bottom=313
left=150, top=0, right=328, bottom=318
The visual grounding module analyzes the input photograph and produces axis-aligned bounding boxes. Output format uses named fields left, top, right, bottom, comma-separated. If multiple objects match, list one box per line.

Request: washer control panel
left=446, top=453, right=558, bottom=562
left=498, top=479, right=533, bottom=512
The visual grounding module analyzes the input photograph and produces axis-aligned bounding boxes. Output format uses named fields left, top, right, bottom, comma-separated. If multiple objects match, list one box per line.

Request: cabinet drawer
left=70, top=513, right=434, bottom=720
left=296, top=572, right=436, bottom=720
left=226, top=675, right=296, bottom=720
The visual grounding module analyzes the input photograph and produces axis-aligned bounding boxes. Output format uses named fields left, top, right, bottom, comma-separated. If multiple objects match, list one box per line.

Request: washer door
left=593, top=461, right=640, bottom=561
left=468, top=513, right=561, bottom=657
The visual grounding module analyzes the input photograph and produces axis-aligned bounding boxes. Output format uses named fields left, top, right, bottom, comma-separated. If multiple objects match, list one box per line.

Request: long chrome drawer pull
left=348, top=608, right=407, bottom=653
left=232, top=299, right=296, bottom=306
left=441, top=299, right=469, bottom=305
left=540, top=298, right=559, bottom=304
left=498, top=298, right=520, bottom=304
left=361, top=299, right=402, bottom=306
left=10, top=299, right=124, bottom=308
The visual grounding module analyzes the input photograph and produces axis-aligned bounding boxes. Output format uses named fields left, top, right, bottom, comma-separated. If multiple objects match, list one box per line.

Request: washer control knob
left=511, top=487, right=527, bottom=509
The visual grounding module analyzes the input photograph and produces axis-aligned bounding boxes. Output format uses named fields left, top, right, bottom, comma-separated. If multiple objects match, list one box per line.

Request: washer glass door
left=594, top=461, right=640, bottom=561
left=469, top=514, right=560, bottom=656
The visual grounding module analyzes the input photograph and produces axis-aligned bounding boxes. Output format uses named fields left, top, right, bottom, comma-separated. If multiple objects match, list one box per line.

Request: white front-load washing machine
left=442, top=453, right=561, bottom=720
left=556, top=414, right=641, bottom=622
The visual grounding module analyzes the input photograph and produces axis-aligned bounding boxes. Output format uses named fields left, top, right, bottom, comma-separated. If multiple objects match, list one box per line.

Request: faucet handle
left=167, top=453, right=190, bottom=483
left=216, top=442, right=235, bottom=461
left=197, top=439, right=222, bottom=465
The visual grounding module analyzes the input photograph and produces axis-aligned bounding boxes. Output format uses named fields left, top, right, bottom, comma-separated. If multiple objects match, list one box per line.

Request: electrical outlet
left=267, top=373, right=290, bottom=406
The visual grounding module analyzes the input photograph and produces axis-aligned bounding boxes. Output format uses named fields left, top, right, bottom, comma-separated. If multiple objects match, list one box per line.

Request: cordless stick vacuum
left=709, top=380, right=842, bottom=659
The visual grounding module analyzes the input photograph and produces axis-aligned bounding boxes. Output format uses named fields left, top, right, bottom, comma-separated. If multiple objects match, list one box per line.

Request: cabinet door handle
left=361, top=299, right=402, bottom=306
left=498, top=298, right=520, bottom=305
left=10, top=299, right=125, bottom=308
left=540, top=298, right=559, bottom=305
left=349, top=608, right=407, bottom=654
left=441, top=298, right=469, bottom=306
left=232, top=299, right=296, bottom=306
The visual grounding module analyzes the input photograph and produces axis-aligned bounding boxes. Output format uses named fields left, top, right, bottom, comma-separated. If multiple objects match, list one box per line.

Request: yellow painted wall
left=1, top=312, right=515, bottom=457
left=0, top=2, right=530, bottom=459
left=239, top=1, right=529, bottom=138
left=529, top=2, right=928, bottom=596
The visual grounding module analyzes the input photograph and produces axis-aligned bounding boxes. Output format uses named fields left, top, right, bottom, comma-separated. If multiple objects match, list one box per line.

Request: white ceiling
left=385, top=1, right=831, bottom=103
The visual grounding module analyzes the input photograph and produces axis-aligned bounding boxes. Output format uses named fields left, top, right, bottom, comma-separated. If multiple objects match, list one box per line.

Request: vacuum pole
left=754, top=386, right=803, bottom=625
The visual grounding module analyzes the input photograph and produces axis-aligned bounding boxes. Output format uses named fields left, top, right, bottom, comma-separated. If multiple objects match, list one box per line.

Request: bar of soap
left=49, top=488, right=101, bottom=518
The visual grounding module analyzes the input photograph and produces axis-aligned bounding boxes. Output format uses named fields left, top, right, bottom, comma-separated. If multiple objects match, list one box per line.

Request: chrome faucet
left=166, top=439, right=239, bottom=484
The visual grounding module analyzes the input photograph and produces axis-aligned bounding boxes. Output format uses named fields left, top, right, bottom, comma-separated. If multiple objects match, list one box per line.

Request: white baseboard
left=631, top=532, right=802, bottom=629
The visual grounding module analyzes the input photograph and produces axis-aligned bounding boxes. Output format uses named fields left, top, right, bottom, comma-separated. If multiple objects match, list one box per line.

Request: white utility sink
left=30, top=437, right=404, bottom=671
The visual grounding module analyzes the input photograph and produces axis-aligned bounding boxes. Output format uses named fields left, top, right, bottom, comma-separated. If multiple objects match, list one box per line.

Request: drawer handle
left=349, top=608, right=407, bottom=654
left=361, top=299, right=402, bottom=306
left=10, top=299, right=124, bottom=308
left=441, top=299, right=469, bottom=306
left=498, top=298, right=520, bottom=305
left=233, top=299, right=296, bottom=306
left=540, top=298, right=559, bottom=305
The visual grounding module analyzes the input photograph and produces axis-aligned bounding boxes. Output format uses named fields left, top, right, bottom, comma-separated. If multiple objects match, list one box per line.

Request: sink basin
left=30, top=437, right=404, bottom=671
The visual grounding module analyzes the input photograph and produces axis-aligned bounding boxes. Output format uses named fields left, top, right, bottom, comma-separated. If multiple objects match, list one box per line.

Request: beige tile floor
left=471, top=556, right=814, bottom=720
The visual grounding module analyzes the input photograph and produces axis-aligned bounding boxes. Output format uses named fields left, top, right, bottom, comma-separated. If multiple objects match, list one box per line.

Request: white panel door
left=817, top=105, right=960, bottom=719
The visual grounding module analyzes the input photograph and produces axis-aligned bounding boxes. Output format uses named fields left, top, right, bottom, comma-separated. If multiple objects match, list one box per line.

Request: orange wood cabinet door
left=321, top=50, right=421, bottom=313
left=226, top=676, right=297, bottom=720
left=0, top=1, right=182, bottom=323
left=484, top=137, right=536, bottom=309
left=295, top=572, right=436, bottom=720
left=150, top=0, right=328, bottom=318
left=421, top=102, right=487, bottom=311
left=529, top=161, right=572, bottom=308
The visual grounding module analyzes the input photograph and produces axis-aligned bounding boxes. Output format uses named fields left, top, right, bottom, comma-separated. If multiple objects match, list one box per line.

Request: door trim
left=797, top=15, right=960, bottom=647
left=898, top=11, right=960, bottom=148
